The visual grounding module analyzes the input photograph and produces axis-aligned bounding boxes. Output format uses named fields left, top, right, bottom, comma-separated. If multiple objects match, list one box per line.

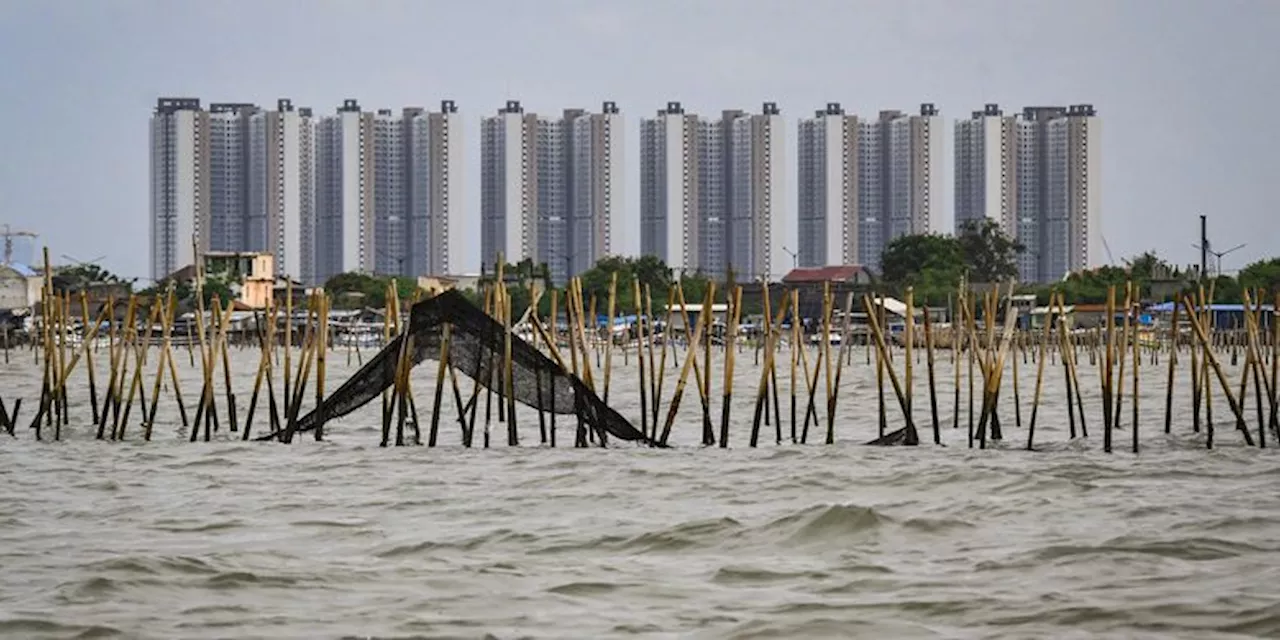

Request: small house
left=0, top=263, right=42, bottom=311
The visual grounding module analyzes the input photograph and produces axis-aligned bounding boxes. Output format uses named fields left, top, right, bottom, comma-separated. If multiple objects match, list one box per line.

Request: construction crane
left=1, top=224, right=38, bottom=265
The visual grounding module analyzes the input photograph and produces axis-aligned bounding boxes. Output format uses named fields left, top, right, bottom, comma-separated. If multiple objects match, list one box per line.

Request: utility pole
left=1200, top=214, right=1208, bottom=281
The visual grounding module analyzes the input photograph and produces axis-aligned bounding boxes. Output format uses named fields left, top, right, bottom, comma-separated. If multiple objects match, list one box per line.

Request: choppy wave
left=2, top=350, right=1280, bottom=638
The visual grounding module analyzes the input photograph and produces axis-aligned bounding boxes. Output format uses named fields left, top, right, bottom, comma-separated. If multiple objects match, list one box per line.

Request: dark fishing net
left=257, top=289, right=653, bottom=446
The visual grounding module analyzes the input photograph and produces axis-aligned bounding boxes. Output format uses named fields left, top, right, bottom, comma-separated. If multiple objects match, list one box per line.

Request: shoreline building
left=641, top=102, right=792, bottom=281
left=481, top=100, right=625, bottom=283
left=797, top=103, right=945, bottom=271
left=954, top=103, right=1100, bottom=282
left=314, top=99, right=463, bottom=286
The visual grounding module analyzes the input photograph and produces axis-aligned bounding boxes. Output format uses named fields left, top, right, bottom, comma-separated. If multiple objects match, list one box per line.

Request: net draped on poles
left=257, top=289, right=653, bottom=445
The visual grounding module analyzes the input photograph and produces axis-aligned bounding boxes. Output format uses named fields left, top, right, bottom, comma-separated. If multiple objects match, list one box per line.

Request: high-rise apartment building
left=571, top=103, right=629, bottom=275
left=414, top=101, right=465, bottom=277
left=150, top=98, right=209, bottom=282
left=314, top=99, right=372, bottom=284
left=481, top=101, right=626, bottom=283
left=954, top=103, right=1100, bottom=282
left=641, top=102, right=792, bottom=281
left=480, top=100, right=533, bottom=271
left=314, top=99, right=463, bottom=286
left=797, top=103, right=945, bottom=271
left=247, top=99, right=316, bottom=281
left=640, top=101, right=703, bottom=275
left=798, top=103, right=859, bottom=267
left=150, top=97, right=319, bottom=283
left=728, top=103, right=790, bottom=281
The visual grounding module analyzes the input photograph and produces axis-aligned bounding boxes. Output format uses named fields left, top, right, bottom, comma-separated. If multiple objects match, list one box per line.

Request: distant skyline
left=2, top=0, right=1278, bottom=281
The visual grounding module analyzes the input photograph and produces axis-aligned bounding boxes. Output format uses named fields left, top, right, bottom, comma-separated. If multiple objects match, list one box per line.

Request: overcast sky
left=1, top=0, right=1277, bottom=281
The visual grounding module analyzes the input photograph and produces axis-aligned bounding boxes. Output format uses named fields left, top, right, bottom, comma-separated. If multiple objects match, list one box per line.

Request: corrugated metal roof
left=781, top=265, right=868, bottom=284
left=4, top=263, right=38, bottom=277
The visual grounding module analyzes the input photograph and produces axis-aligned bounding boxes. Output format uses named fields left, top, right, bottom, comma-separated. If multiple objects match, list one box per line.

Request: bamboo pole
left=952, top=283, right=965, bottom=431
left=826, top=292, right=855, bottom=445
left=314, top=292, right=329, bottom=442
left=644, top=283, right=660, bottom=434
left=863, top=293, right=919, bottom=445
left=658, top=285, right=711, bottom=446
left=750, top=286, right=787, bottom=446
left=117, top=300, right=160, bottom=440
left=102, top=296, right=137, bottom=440
left=633, top=278, right=649, bottom=441
left=504, top=281, right=518, bottom=446
left=1131, top=284, right=1141, bottom=453
left=429, top=323, right=451, bottom=447
left=1027, top=291, right=1057, bottom=450
left=1164, top=300, right=1180, bottom=434
left=1183, top=294, right=1255, bottom=447
left=789, top=289, right=800, bottom=444
left=602, top=272, right=617, bottom=403
left=923, top=300, right=941, bottom=445
left=965, top=294, right=977, bottom=446
left=653, top=286, right=676, bottom=431
left=79, top=290, right=100, bottom=424
left=242, top=304, right=273, bottom=441
left=903, top=287, right=915, bottom=437
left=284, top=281, right=294, bottom=418
left=1113, top=282, right=1132, bottom=435
left=283, top=294, right=317, bottom=444
left=820, top=282, right=834, bottom=443
left=1270, top=293, right=1279, bottom=440
left=717, top=286, right=743, bottom=448
left=1200, top=287, right=1214, bottom=446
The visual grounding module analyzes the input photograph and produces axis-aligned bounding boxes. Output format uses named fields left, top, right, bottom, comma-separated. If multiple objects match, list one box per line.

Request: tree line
left=50, top=226, right=1280, bottom=313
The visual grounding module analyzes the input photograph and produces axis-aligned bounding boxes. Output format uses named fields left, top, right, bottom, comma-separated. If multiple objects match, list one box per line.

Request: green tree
left=52, top=263, right=135, bottom=293
left=880, top=233, right=965, bottom=303
left=1238, top=258, right=1280, bottom=296
left=200, top=274, right=236, bottom=307
left=678, top=270, right=711, bottom=305
left=957, top=219, right=1024, bottom=283
left=323, top=272, right=422, bottom=309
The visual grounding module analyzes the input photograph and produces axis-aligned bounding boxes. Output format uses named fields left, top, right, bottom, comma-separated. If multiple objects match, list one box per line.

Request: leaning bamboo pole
left=242, top=302, right=274, bottom=441
left=652, top=286, right=676, bottom=431
left=1183, top=294, right=1255, bottom=447
left=749, top=286, right=787, bottom=447
left=863, top=293, right=918, bottom=445
left=116, top=300, right=160, bottom=440
left=826, top=292, right=855, bottom=445
left=658, top=285, right=711, bottom=446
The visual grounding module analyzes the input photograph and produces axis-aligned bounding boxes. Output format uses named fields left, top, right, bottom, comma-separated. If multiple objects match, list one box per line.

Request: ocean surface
left=2, top=343, right=1278, bottom=639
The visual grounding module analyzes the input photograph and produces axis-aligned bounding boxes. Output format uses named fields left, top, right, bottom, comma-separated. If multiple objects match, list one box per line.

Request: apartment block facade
left=955, top=103, right=1100, bottom=282
left=641, top=102, right=792, bottom=281
left=797, top=103, right=945, bottom=272
left=480, top=101, right=626, bottom=284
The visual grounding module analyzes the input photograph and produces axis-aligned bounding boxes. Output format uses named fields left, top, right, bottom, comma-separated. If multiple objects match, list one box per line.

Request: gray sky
left=2, top=0, right=1277, bottom=281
